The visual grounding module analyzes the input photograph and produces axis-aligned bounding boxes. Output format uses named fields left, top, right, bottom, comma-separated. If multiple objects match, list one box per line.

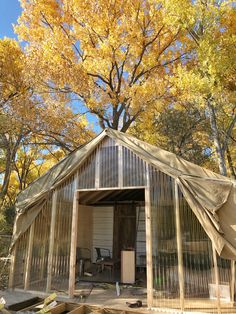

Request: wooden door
left=113, top=203, right=136, bottom=260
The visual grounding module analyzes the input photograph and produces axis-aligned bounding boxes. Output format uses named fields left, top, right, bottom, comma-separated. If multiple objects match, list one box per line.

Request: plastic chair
left=95, top=247, right=111, bottom=262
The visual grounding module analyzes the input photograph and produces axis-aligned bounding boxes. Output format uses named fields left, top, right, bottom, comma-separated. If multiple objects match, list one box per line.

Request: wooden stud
left=212, top=247, right=221, bottom=314
left=77, top=186, right=146, bottom=192
left=118, top=145, right=123, bottom=188
left=68, top=191, right=79, bottom=297
left=46, top=190, right=58, bottom=292
left=174, top=180, right=185, bottom=311
left=145, top=164, right=153, bottom=308
left=95, top=147, right=100, bottom=188
left=231, top=260, right=235, bottom=304
left=8, top=244, right=17, bottom=289
left=24, top=221, right=35, bottom=290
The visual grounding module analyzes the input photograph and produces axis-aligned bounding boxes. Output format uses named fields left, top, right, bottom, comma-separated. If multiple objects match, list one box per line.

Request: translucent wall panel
left=123, top=146, right=146, bottom=187
left=29, top=197, right=52, bottom=291
left=77, top=136, right=147, bottom=189
left=179, top=189, right=235, bottom=313
left=217, top=256, right=231, bottom=286
left=13, top=228, right=30, bottom=288
left=99, top=138, right=119, bottom=188
left=51, top=176, right=75, bottom=291
left=150, top=167, right=180, bottom=310
left=78, top=150, right=96, bottom=189
left=179, top=191, right=216, bottom=311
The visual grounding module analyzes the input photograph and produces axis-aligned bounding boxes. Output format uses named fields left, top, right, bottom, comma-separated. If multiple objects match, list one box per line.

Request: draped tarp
left=11, top=131, right=107, bottom=249
left=12, top=128, right=236, bottom=259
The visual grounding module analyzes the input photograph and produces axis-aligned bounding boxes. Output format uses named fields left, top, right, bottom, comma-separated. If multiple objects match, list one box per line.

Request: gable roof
left=12, top=128, right=236, bottom=259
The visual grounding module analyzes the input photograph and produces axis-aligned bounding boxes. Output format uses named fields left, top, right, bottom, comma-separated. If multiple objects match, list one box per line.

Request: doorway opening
left=75, top=188, right=146, bottom=286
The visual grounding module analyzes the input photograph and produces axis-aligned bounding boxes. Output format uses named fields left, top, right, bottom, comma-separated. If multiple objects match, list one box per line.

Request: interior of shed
left=75, top=188, right=146, bottom=286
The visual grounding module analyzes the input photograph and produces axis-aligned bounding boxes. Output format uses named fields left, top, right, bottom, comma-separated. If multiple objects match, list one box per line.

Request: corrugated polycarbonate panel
left=150, top=167, right=180, bottom=310
left=13, top=228, right=30, bottom=288
left=179, top=189, right=235, bottom=312
left=29, top=197, right=52, bottom=291
left=179, top=190, right=217, bottom=312
left=78, top=150, right=96, bottom=189
left=99, top=138, right=119, bottom=188
left=51, top=176, right=75, bottom=291
left=150, top=174, right=234, bottom=313
left=123, top=146, right=146, bottom=187
left=77, top=136, right=148, bottom=189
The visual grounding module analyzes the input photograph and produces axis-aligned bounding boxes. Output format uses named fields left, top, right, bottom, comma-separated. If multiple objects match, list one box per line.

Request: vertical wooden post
left=212, top=248, right=221, bottom=314
left=118, top=145, right=123, bottom=188
left=95, top=147, right=100, bottom=188
left=231, top=261, right=235, bottom=304
left=174, top=180, right=184, bottom=311
left=24, top=221, right=35, bottom=290
left=9, top=244, right=17, bottom=289
left=46, top=190, right=58, bottom=292
left=145, top=164, right=153, bottom=308
left=69, top=190, right=79, bottom=297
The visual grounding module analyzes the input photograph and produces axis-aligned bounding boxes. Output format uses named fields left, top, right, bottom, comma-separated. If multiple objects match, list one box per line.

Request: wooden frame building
left=9, top=129, right=236, bottom=313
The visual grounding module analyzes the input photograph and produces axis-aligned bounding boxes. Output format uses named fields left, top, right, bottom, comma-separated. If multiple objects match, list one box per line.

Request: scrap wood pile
left=0, top=293, right=146, bottom=314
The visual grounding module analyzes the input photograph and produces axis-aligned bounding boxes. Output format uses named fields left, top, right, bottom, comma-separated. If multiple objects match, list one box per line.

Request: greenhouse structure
left=9, top=128, right=236, bottom=313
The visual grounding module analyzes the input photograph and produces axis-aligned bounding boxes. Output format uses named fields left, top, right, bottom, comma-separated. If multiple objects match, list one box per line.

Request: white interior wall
left=92, top=206, right=114, bottom=262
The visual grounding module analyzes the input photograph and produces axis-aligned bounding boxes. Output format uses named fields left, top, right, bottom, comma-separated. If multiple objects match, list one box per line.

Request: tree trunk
left=226, top=145, right=236, bottom=180
left=206, top=100, right=227, bottom=176
left=0, top=145, right=12, bottom=206
left=0, top=134, right=23, bottom=207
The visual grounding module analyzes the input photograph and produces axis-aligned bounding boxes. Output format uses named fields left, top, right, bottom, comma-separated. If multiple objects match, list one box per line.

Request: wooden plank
left=24, top=220, right=35, bottom=290
left=7, top=297, right=43, bottom=311
left=46, top=190, right=58, bottom=292
left=212, top=247, right=221, bottom=314
left=174, top=180, right=184, bottom=311
left=231, top=260, right=235, bottom=304
left=145, top=165, right=153, bottom=308
left=95, top=147, right=100, bottom=188
left=77, top=186, right=146, bottom=192
left=118, top=145, right=123, bottom=188
left=49, top=303, right=66, bottom=314
left=68, top=191, right=79, bottom=297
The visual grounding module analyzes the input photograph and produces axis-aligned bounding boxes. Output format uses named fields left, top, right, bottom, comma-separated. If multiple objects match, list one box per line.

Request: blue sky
left=0, top=0, right=22, bottom=39
left=0, top=0, right=101, bottom=133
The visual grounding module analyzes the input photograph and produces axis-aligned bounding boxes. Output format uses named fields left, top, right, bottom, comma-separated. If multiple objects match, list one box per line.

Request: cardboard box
left=208, top=283, right=231, bottom=302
